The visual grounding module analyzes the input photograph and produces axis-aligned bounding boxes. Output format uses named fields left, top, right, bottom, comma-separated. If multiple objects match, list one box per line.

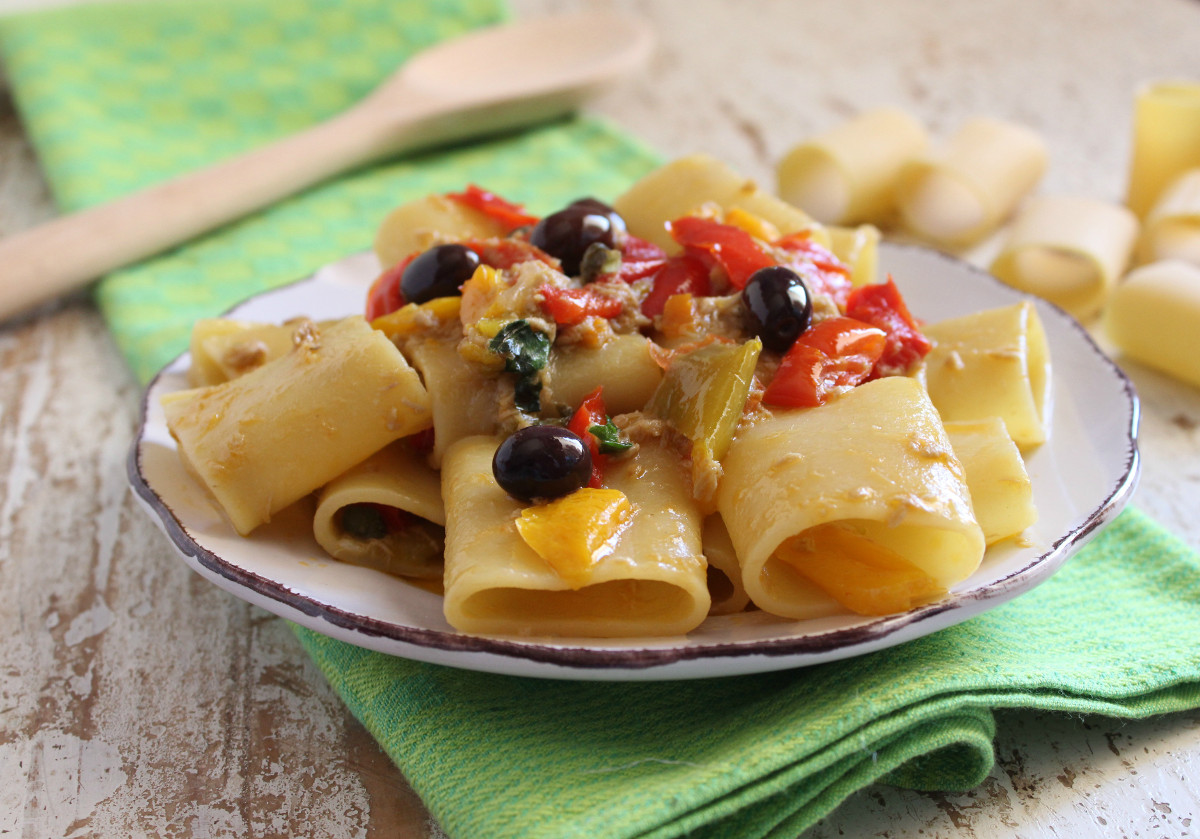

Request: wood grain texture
left=2, top=0, right=1199, bottom=836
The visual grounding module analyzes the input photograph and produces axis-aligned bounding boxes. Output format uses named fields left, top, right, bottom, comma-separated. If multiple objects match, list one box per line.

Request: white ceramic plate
left=129, top=244, right=1140, bottom=680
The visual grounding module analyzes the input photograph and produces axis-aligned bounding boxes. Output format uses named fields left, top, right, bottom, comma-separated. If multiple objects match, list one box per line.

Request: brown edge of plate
left=126, top=244, right=1141, bottom=672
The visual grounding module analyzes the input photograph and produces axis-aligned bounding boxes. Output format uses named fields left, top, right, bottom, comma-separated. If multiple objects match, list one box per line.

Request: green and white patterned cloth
left=3, top=1, right=1199, bottom=837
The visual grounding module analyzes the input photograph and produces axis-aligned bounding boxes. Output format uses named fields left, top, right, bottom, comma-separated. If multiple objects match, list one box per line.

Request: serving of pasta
left=130, top=156, right=1139, bottom=679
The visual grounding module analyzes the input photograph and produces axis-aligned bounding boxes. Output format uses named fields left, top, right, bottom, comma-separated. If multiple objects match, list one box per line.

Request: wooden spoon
left=0, top=11, right=654, bottom=321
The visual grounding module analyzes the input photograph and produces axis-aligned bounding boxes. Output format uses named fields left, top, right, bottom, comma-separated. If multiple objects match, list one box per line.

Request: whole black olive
left=400, top=243, right=481, bottom=305
left=741, top=266, right=813, bottom=352
left=529, top=198, right=626, bottom=276
left=492, top=425, right=592, bottom=502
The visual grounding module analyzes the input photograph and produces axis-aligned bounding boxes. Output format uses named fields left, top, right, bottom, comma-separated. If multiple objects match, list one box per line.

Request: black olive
left=741, top=266, right=813, bottom=352
left=529, top=198, right=626, bottom=276
left=400, top=243, right=481, bottom=305
left=492, top=425, right=592, bottom=502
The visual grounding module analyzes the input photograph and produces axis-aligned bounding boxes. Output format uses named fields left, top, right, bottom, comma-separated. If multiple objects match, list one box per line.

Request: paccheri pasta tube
left=777, top=108, right=929, bottom=226
left=612, top=153, right=828, bottom=251
left=701, top=514, right=751, bottom=616
left=923, top=301, right=1051, bottom=449
left=990, top=196, right=1139, bottom=320
left=718, top=376, right=985, bottom=620
left=1104, top=259, right=1200, bottom=388
left=826, top=224, right=880, bottom=287
left=187, top=317, right=319, bottom=386
left=896, top=117, right=1048, bottom=248
left=1136, top=168, right=1200, bottom=266
left=313, top=441, right=446, bottom=580
left=163, top=316, right=432, bottom=535
left=943, top=418, right=1037, bottom=546
left=374, top=192, right=509, bottom=269
left=1126, top=81, right=1200, bottom=219
left=441, top=435, right=710, bottom=637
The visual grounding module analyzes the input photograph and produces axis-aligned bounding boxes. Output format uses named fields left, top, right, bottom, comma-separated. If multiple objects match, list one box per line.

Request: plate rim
left=127, top=242, right=1141, bottom=677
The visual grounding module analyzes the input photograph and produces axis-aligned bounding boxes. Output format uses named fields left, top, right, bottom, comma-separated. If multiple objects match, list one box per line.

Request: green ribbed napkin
left=5, top=2, right=1200, bottom=837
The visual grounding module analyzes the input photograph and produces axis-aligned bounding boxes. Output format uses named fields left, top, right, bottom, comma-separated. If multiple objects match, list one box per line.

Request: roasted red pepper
left=762, top=317, right=886, bottom=407
left=774, top=232, right=854, bottom=311
left=641, top=254, right=711, bottom=317
left=463, top=237, right=556, bottom=270
left=541, top=285, right=625, bottom=327
left=445, top=184, right=538, bottom=231
left=617, top=234, right=669, bottom=283
left=668, top=215, right=776, bottom=289
left=567, top=387, right=609, bottom=487
left=364, top=255, right=414, bottom=320
left=845, top=277, right=932, bottom=377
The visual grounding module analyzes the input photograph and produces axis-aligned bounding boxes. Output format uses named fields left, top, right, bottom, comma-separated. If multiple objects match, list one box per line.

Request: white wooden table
left=2, top=0, right=1198, bottom=835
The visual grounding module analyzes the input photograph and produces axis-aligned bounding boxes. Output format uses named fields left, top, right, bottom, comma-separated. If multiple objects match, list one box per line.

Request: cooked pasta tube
left=826, top=224, right=880, bottom=287
left=989, top=196, right=1139, bottom=320
left=403, top=335, right=498, bottom=468
left=544, top=334, right=663, bottom=415
left=1137, top=168, right=1200, bottom=266
left=1126, top=81, right=1200, bottom=219
left=612, top=153, right=828, bottom=251
left=1104, top=259, right=1200, bottom=388
left=777, top=108, right=929, bottom=226
left=701, top=515, right=751, bottom=616
left=923, top=301, right=1051, bottom=449
left=896, top=117, right=1048, bottom=248
left=441, top=435, right=710, bottom=637
left=187, top=317, right=318, bottom=386
left=943, top=418, right=1037, bottom=546
left=374, top=193, right=508, bottom=269
left=162, top=316, right=432, bottom=535
left=717, top=377, right=985, bottom=620
left=313, top=441, right=446, bottom=579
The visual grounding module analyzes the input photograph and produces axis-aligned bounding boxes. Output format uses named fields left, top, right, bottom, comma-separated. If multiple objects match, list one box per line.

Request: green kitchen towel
left=5, top=2, right=1200, bottom=838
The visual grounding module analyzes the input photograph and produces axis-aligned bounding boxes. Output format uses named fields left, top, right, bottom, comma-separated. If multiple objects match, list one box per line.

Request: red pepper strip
left=762, top=317, right=886, bottom=408
left=845, top=276, right=933, bottom=377
left=445, top=184, right=539, bottom=231
left=668, top=215, right=776, bottom=289
left=541, top=285, right=625, bottom=327
left=462, top=238, right=556, bottom=270
left=364, top=255, right=414, bottom=320
left=617, top=234, right=669, bottom=283
left=774, top=232, right=854, bottom=311
left=567, top=386, right=608, bottom=488
left=641, top=254, right=711, bottom=317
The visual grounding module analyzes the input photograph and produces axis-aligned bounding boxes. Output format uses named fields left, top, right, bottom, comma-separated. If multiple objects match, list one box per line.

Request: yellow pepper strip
left=459, top=264, right=503, bottom=326
left=774, top=523, right=947, bottom=616
left=515, top=488, right=632, bottom=589
left=659, top=293, right=698, bottom=342
left=371, top=296, right=462, bottom=338
left=724, top=207, right=782, bottom=242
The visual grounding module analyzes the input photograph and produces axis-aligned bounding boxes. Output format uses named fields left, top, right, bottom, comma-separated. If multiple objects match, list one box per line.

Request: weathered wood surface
left=1, top=0, right=1198, bottom=835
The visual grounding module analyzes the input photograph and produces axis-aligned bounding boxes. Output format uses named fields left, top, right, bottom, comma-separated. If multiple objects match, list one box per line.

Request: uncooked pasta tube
left=896, top=117, right=1048, bottom=248
left=1137, top=168, right=1200, bottom=266
left=777, top=108, right=929, bottom=226
left=990, top=196, right=1139, bottom=320
left=1125, top=81, right=1200, bottom=219
left=1104, top=259, right=1200, bottom=388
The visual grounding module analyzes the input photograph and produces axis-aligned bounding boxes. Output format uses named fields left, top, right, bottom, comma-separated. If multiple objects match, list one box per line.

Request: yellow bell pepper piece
left=774, top=523, right=947, bottom=616
left=724, top=207, right=781, bottom=242
left=515, top=488, right=632, bottom=589
left=371, top=296, right=462, bottom=338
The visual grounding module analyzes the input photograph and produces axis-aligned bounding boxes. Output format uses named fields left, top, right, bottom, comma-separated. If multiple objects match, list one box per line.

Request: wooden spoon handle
left=0, top=106, right=392, bottom=321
